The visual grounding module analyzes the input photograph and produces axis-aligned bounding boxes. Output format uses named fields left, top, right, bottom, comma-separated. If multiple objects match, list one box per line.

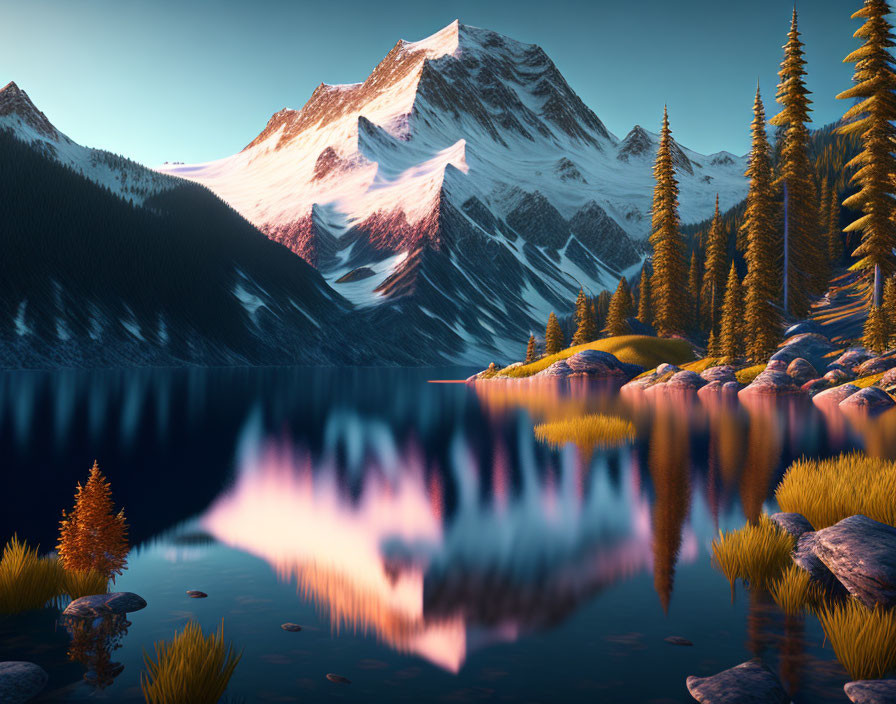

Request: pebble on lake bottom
left=186, top=590, right=208, bottom=598
left=280, top=623, right=302, bottom=632
left=326, top=673, right=351, bottom=684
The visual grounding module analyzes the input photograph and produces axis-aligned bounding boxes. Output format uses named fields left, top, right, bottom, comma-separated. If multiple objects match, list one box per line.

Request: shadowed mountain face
left=159, top=21, right=748, bottom=364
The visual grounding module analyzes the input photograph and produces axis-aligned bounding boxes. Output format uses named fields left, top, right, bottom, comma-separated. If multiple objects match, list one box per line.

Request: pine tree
left=863, top=306, right=890, bottom=353
left=818, top=179, right=834, bottom=276
left=828, top=186, right=843, bottom=264
left=649, top=107, right=687, bottom=336
left=700, top=195, right=727, bottom=331
left=742, top=87, right=783, bottom=361
left=571, top=288, right=597, bottom=345
left=604, top=277, right=633, bottom=337
left=545, top=312, right=564, bottom=355
left=637, top=264, right=653, bottom=327
left=707, top=328, right=719, bottom=357
left=688, top=251, right=702, bottom=331
left=57, top=461, right=129, bottom=581
left=837, top=0, right=896, bottom=306
left=719, top=263, right=745, bottom=358
left=884, top=274, right=896, bottom=345
left=770, top=8, right=821, bottom=318
left=595, top=290, right=612, bottom=334
left=525, top=334, right=537, bottom=363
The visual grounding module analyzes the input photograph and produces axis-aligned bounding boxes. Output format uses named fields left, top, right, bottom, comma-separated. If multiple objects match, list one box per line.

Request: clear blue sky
left=0, top=0, right=866, bottom=166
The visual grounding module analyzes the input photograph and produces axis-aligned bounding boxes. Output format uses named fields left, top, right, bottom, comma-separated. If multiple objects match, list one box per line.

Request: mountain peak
left=0, top=80, right=59, bottom=140
left=399, top=19, right=461, bottom=59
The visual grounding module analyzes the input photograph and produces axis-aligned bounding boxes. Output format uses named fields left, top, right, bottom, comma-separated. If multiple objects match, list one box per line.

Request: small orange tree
left=57, top=461, right=129, bottom=581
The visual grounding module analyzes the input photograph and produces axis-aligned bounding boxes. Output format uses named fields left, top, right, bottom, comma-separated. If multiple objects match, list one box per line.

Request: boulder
left=656, top=363, right=682, bottom=377
left=765, top=359, right=789, bottom=373
left=721, top=381, right=741, bottom=395
left=0, top=662, right=48, bottom=704
left=686, top=660, right=789, bottom=704
left=824, top=368, right=853, bottom=384
left=186, top=590, right=208, bottom=599
left=565, top=349, right=643, bottom=380
left=769, top=512, right=814, bottom=540
left=813, top=384, right=860, bottom=409
left=880, top=368, right=896, bottom=394
left=811, top=515, right=896, bottom=609
left=63, top=592, right=147, bottom=618
left=666, top=370, right=707, bottom=391
left=844, top=680, right=896, bottom=704
left=787, top=358, right=818, bottom=385
left=856, top=354, right=896, bottom=377
left=326, top=674, right=351, bottom=684
left=281, top=623, right=303, bottom=632
left=535, top=360, right=571, bottom=378
left=802, top=379, right=831, bottom=396
left=793, top=532, right=849, bottom=600
left=836, top=348, right=876, bottom=371
left=772, top=333, right=838, bottom=369
left=739, top=370, right=802, bottom=398
left=700, top=366, right=738, bottom=384
left=839, top=387, right=896, bottom=415
left=785, top=321, right=824, bottom=338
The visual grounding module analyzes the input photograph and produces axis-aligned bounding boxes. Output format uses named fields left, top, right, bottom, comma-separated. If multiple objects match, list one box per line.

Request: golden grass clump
left=501, top=335, right=694, bottom=378
left=141, top=621, right=242, bottom=704
left=770, top=563, right=813, bottom=615
left=775, top=452, right=896, bottom=529
left=534, top=413, right=636, bottom=449
left=0, top=536, right=64, bottom=614
left=62, top=568, right=109, bottom=600
left=817, top=599, right=896, bottom=680
left=735, top=364, right=767, bottom=385
left=711, top=515, right=795, bottom=594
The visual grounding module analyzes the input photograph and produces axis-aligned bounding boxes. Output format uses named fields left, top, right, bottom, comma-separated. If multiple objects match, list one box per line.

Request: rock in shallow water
left=666, top=370, right=707, bottom=391
left=564, top=349, right=643, bottom=380
left=793, top=532, right=849, bottom=600
left=811, top=515, right=896, bottom=609
left=664, top=636, right=693, bottom=646
left=839, top=387, right=896, bottom=415
left=326, top=673, right=351, bottom=684
left=700, top=365, right=737, bottom=384
left=535, top=360, right=572, bottom=378
left=281, top=623, right=302, bottom=632
left=0, top=662, right=48, bottom=704
left=63, top=592, right=147, bottom=617
left=686, top=660, right=789, bottom=704
left=186, top=590, right=208, bottom=599
left=813, top=384, right=860, bottom=409
left=739, top=370, right=802, bottom=398
left=844, top=679, right=896, bottom=704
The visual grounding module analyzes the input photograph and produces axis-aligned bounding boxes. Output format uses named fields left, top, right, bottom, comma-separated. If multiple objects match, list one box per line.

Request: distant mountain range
left=1, top=21, right=750, bottom=368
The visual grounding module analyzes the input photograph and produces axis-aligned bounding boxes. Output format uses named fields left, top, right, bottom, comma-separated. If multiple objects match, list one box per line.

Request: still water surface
left=1, top=367, right=894, bottom=703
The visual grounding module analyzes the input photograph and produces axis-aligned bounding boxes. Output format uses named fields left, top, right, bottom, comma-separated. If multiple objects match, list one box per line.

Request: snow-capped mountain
left=159, top=21, right=748, bottom=363
left=0, top=82, right=422, bottom=369
left=0, top=81, right=174, bottom=203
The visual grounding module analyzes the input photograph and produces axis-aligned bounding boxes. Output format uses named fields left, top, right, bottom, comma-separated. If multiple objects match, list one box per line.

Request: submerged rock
left=63, top=592, right=147, bottom=618
left=281, top=623, right=303, bottom=632
left=326, top=673, right=351, bottom=684
left=686, top=660, right=788, bottom=704
left=0, top=662, right=48, bottom=704
left=813, top=384, right=860, bottom=409
left=739, top=370, right=801, bottom=398
left=787, top=358, right=818, bottom=385
left=186, top=590, right=208, bottom=599
left=700, top=366, right=738, bottom=384
left=664, top=636, right=694, bottom=646
left=839, top=387, right=896, bottom=415
left=769, top=512, right=814, bottom=540
left=844, top=680, right=896, bottom=704
left=811, top=515, right=896, bottom=609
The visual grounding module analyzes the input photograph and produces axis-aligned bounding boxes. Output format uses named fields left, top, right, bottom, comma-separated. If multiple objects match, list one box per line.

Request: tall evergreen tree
left=525, top=334, right=537, bottom=363
left=700, top=195, right=727, bottom=331
left=688, top=251, right=702, bottom=331
left=836, top=0, right=896, bottom=306
left=828, top=186, right=843, bottom=264
left=637, top=264, right=654, bottom=327
left=604, top=277, right=633, bottom=337
left=884, top=274, right=896, bottom=345
left=742, top=87, right=783, bottom=361
left=545, top=312, right=564, bottom=355
left=649, top=107, right=687, bottom=336
left=719, top=263, right=744, bottom=358
left=863, top=306, right=890, bottom=352
left=770, top=8, right=821, bottom=318
left=571, top=287, right=597, bottom=345
left=595, top=290, right=612, bottom=334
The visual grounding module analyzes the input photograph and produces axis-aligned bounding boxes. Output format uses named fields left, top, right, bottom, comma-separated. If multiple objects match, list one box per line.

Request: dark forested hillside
left=0, top=128, right=414, bottom=368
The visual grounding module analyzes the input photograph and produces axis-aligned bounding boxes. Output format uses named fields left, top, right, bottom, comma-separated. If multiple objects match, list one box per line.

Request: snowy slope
left=0, top=81, right=174, bottom=204
left=158, top=21, right=749, bottom=363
